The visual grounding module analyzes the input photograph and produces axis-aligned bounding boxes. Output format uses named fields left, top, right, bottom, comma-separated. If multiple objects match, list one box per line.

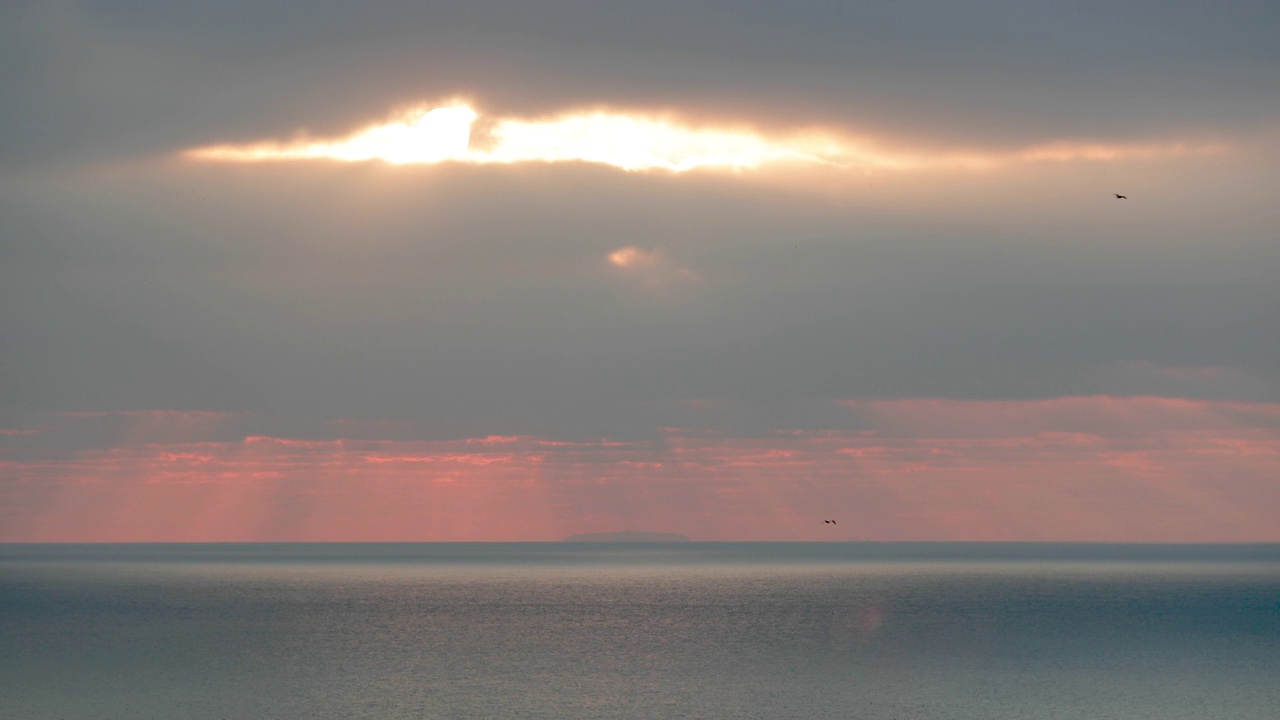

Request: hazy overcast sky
left=3, top=1, right=1278, bottom=541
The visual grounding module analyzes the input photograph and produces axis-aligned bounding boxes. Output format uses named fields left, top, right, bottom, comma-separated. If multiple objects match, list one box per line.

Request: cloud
left=5, top=1, right=1276, bottom=173
left=3, top=397, right=1278, bottom=543
left=607, top=246, right=699, bottom=289
left=0, top=427, right=50, bottom=438
left=181, top=100, right=1226, bottom=175
left=183, top=101, right=873, bottom=172
left=838, top=396, right=1280, bottom=438
left=3, top=2, right=1278, bottom=526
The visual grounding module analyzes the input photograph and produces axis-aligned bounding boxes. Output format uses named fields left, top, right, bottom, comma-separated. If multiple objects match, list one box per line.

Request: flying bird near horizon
left=1115, top=194, right=1127, bottom=199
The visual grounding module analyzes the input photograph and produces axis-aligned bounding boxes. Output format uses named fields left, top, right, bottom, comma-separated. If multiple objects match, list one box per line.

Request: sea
left=2, top=543, right=1278, bottom=720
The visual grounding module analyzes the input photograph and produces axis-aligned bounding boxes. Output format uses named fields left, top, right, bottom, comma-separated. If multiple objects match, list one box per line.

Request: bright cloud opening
left=187, top=104, right=479, bottom=164
left=483, top=113, right=829, bottom=171
left=186, top=102, right=846, bottom=172
left=183, top=101, right=1226, bottom=174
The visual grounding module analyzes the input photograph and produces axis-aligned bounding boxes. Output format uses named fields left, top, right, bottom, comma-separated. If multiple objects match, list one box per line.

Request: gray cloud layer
left=3, top=1, right=1278, bottom=438
left=5, top=1, right=1277, bottom=167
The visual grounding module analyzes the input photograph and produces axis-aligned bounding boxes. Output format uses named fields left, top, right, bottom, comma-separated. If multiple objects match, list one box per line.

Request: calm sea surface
left=2, top=543, right=1278, bottom=719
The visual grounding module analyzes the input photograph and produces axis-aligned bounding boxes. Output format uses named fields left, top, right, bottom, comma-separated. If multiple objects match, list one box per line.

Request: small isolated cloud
left=607, top=245, right=700, bottom=289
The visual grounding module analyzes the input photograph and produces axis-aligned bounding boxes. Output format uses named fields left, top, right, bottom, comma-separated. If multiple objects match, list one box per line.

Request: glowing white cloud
left=482, top=113, right=829, bottom=171
left=184, top=101, right=1226, bottom=174
left=188, top=104, right=480, bottom=164
left=186, top=102, right=847, bottom=172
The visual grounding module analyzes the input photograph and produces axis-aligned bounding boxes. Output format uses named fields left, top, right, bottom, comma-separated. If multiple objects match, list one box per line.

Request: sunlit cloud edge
left=182, top=100, right=1226, bottom=175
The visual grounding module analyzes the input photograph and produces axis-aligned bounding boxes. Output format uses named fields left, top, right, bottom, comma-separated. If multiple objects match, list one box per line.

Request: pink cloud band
left=3, top=397, right=1277, bottom=543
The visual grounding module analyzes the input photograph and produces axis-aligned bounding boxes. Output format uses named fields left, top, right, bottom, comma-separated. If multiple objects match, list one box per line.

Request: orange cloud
left=608, top=246, right=700, bottom=288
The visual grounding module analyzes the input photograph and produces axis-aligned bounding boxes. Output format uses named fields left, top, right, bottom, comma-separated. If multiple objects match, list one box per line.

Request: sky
left=2, top=0, right=1278, bottom=542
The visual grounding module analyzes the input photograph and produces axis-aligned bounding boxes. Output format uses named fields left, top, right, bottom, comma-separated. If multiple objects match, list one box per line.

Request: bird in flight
left=823, top=520, right=837, bottom=524
left=1114, top=194, right=1127, bottom=199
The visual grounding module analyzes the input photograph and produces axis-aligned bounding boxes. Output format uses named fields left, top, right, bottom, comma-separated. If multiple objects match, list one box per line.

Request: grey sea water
left=2, top=543, right=1278, bottom=720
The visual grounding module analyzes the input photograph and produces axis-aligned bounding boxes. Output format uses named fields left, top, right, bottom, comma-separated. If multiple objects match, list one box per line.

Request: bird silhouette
left=1114, top=194, right=1127, bottom=199
left=823, top=520, right=837, bottom=524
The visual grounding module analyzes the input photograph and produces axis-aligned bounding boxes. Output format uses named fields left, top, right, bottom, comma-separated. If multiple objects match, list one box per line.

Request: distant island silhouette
left=561, top=530, right=691, bottom=542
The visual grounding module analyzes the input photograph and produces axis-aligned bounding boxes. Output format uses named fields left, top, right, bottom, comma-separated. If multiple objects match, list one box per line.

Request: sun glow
left=188, top=104, right=480, bottom=164
left=185, top=102, right=894, bottom=173
left=184, top=101, right=1226, bottom=174
left=482, top=113, right=830, bottom=171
